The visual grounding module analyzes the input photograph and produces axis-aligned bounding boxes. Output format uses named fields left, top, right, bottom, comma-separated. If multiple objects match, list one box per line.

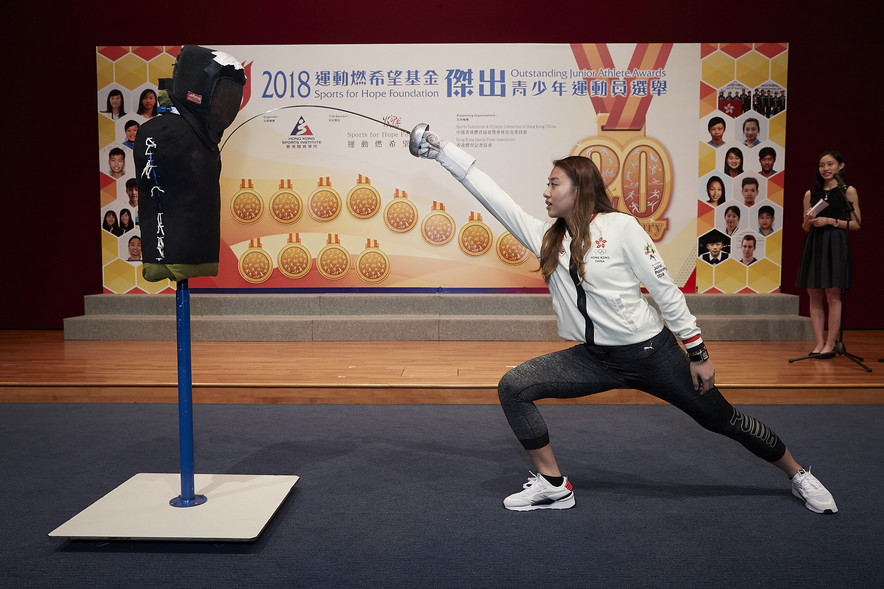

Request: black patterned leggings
left=498, top=328, right=787, bottom=463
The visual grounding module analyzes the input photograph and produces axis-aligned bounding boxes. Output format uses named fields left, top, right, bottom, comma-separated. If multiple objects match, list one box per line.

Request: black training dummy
left=134, top=45, right=246, bottom=282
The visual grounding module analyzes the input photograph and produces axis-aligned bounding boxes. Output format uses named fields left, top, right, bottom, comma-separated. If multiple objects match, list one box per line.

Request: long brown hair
left=539, top=156, right=618, bottom=283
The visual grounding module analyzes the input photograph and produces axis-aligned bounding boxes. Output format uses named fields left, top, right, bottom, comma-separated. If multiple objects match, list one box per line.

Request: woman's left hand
left=690, top=361, right=716, bottom=395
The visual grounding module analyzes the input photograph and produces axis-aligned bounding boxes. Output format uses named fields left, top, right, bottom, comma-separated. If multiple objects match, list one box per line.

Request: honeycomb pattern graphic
left=96, top=46, right=180, bottom=294
left=697, top=43, right=787, bottom=294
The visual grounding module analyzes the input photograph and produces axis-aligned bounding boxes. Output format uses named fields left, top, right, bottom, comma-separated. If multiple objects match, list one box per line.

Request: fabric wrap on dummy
left=134, top=45, right=246, bottom=282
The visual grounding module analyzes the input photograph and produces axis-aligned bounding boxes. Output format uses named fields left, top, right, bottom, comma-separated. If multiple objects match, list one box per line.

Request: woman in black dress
left=796, top=151, right=862, bottom=358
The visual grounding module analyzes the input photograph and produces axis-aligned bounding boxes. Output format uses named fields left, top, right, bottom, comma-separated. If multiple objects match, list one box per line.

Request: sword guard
left=409, top=123, right=429, bottom=157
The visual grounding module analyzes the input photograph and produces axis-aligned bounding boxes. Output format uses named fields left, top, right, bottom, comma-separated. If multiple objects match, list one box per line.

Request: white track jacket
left=436, top=142, right=704, bottom=351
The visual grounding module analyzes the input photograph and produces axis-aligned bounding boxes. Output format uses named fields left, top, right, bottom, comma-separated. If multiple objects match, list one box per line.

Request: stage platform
left=1, top=330, right=881, bottom=405
left=63, top=293, right=814, bottom=342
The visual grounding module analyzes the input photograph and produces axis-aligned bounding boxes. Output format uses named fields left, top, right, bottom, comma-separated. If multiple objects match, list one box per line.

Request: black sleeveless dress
left=795, top=186, right=853, bottom=289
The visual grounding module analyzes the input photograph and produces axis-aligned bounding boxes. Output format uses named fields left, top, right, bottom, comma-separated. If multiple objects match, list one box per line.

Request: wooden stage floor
left=1, top=330, right=882, bottom=405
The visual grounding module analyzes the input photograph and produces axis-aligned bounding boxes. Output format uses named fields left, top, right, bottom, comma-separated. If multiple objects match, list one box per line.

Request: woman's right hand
left=410, top=124, right=444, bottom=159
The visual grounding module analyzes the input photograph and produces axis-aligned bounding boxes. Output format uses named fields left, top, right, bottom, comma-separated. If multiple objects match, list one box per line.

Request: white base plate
left=49, top=473, right=299, bottom=542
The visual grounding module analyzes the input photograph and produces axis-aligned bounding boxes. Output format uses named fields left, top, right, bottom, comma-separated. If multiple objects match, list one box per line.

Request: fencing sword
left=220, top=104, right=429, bottom=157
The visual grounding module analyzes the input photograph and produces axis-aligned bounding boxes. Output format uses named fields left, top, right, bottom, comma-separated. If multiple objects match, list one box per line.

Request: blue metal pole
left=171, top=279, right=206, bottom=507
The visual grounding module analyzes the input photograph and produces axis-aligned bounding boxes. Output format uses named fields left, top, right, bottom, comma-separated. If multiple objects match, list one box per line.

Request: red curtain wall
left=2, top=0, right=877, bottom=329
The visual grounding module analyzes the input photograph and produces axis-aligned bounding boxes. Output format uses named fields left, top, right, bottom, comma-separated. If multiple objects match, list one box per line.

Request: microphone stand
left=790, top=181, right=870, bottom=370
left=830, top=193, right=871, bottom=371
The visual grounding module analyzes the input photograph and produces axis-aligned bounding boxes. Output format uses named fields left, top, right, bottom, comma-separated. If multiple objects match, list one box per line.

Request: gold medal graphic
left=308, top=177, right=342, bottom=222
left=277, top=232, right=312, bottom=279
left=238, top=237, right=273, bottom=284
left=572, top=116, right=672, bottom=241
left=458, top=212, right=493, bottom=256
left=317, top=233, right=351, bottom=280
left=496, top=231, right=531, bottom=265
left=270, top=179, right=303, bottom=224
left=346, top=174, right=381, bottom=220
left=421, top=201, right=456, bottom=246
left=355, top=238, right=391, bottom=283
left=230, top=178, right=264, bottom=224
left=383, top=188, right=418, bottom=234
left=569, top=43, right=675, bottom=241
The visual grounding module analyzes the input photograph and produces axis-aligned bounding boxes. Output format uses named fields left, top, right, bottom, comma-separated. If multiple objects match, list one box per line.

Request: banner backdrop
left=96, top=43, right=787, bottom=294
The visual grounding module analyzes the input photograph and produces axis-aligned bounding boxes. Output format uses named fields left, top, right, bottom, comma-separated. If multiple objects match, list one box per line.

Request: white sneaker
left=791, top=469, right=838, bottom=514
left=503, top=472, right=575, bottom=511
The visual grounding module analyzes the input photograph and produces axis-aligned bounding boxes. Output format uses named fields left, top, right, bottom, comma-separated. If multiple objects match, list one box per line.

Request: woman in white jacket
left=411, top=127, right=837, bottom=515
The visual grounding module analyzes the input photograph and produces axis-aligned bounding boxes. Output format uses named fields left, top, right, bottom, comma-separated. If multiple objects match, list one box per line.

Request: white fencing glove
left=409, top=123, right=442, bottom=159
left=408, top=123, right=475, bottom=180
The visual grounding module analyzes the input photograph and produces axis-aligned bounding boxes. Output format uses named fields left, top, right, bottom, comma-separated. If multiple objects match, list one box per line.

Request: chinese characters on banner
left=96, top=43, right=785, bottom=294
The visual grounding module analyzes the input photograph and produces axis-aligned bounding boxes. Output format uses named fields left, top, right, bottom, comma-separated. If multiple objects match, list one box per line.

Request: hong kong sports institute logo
left=291, top=116, right=313, bottom=136
left=283, top=115, right=321, bottom=149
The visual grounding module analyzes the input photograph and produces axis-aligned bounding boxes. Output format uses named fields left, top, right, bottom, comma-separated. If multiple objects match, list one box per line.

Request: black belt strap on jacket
left=569, top=256, right=595, bottom=344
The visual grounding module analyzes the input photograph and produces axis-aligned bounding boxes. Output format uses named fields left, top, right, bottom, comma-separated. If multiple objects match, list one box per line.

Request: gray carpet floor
left=1, top=403, right=880, bottom=588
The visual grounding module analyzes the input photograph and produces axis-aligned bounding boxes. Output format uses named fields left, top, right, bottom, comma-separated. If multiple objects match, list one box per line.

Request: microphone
left=835, top=172, right=859, bottom=224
